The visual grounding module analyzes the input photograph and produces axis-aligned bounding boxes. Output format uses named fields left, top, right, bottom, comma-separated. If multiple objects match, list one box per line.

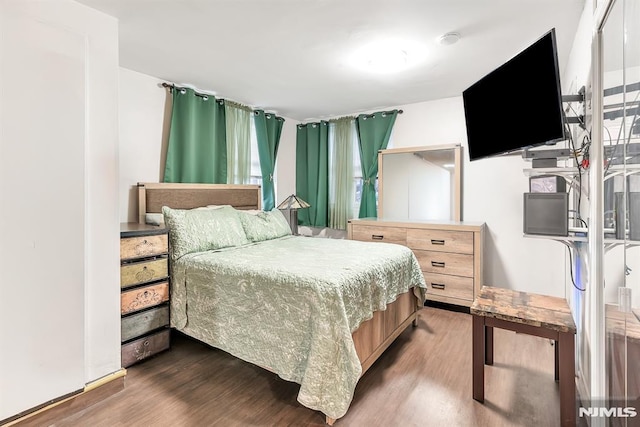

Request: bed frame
left=137, top=182, right=421, bottom=425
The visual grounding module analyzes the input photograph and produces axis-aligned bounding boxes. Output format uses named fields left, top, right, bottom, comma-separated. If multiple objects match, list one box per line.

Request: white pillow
left=145, top=213, right=165, bottom=226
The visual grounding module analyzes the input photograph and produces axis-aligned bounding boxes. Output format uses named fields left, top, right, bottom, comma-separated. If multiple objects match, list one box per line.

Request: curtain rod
left=161, top=82, right=281, bottom=118
left=162, top=82, right=219, bottom=101
left=162, top=82, right=404, bottom=117
left=300, top=109, right=404, bottom=127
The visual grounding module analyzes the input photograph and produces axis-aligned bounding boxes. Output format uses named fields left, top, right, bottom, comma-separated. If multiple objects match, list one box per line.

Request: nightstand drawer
left=407, top=229, right=473, bottom=254
left=413, top=250, right=474, bottom=277
left=121, top=258, right=168, bottom=288
left=121, top=305, right=170, bottom=342
left=120, top=234, right=168, bottom=261
left=423, top=272, right=474, bottom=301
left=121, top=329, right=170, bottom=367
left=121, top=281, right=170, bottom=315
left=351, top=225, right=407, bottom=245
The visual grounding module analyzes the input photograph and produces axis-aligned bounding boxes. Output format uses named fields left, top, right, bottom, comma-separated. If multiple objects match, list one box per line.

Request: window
left=249, top=119, right=262, bottom=186
left=352, top=133, right=391, bottom=216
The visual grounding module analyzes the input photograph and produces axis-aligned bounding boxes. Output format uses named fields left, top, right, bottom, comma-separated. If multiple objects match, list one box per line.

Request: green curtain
left=164, top=88, right=227, bottom=183
left=296, top=122, right=329, bottom=227
left=254, top=110, right=284, bottom=210
left=355, top=110, right=398, bottom=218
left=225, top=101, right=251, bottom=184
left=328, top=118, right=355, bottom=230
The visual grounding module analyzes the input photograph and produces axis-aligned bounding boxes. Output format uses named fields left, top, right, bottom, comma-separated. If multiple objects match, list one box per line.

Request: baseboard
left=2, top=369, right=126, bottom=427
left=425, top=300, right=471, bottom=314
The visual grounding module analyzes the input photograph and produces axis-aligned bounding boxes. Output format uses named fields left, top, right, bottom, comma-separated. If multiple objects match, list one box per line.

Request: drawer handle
left=135, top=239, right=152, bottom=254
left=135, top=266, right=154, bottom=281
left=431, top=283, right=446, bottom=290
left=431, top=261, right=446, bottom=268
left=371, top=235, right=384, bottom=240
left=431, top=239, right=445, bottom=245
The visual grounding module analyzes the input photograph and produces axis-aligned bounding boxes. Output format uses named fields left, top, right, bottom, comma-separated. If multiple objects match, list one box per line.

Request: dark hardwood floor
left=53, top=307, right=561, bottom=427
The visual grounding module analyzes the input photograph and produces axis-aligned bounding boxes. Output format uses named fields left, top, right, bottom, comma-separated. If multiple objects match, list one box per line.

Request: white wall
left=0, top=0, right=120, bottom=419
left=119, top=68, right=170, bottom=222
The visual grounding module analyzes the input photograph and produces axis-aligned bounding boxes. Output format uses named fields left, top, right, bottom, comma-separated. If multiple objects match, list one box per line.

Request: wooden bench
left=470, top=285, right=577, bottom=426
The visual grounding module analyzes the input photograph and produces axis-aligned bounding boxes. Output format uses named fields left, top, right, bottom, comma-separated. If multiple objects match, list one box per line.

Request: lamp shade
left=277, top=194, right=310, bottom=210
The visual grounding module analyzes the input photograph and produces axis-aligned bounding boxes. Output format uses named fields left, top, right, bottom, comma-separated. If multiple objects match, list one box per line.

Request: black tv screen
left=463, top=28, right=565, bottom=161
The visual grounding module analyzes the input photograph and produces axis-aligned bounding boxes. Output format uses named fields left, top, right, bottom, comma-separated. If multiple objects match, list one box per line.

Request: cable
left=567, top=212, right=588, bottom=228
left=564, top=114, right=585, bottom=227
left=567, top=246, right=586, bottom=292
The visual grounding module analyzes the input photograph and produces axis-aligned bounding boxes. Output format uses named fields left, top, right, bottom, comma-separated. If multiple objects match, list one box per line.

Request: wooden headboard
left=137, top=182, right=262, bottom=224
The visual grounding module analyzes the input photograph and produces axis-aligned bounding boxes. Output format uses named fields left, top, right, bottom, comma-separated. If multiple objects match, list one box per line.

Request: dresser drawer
left=351, top=225, right=407, bottom=245
left=121, top=258, right=168, bottom=288
left=121, top=329, right=170, bottom=367
left=121, top=281, right=170, bottom=315
left=407, top=229, right=473, bottom=254
left=413, top=250, right=474, bottom=277
left=423, top=272, right=474, bottom=301
left=122, top=305, right=170, bottom=342
left=121, top=233, right=168, bottom=261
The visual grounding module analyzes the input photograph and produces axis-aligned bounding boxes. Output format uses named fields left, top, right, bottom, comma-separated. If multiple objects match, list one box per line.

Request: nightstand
left=120, top=223, right=171, bottom=367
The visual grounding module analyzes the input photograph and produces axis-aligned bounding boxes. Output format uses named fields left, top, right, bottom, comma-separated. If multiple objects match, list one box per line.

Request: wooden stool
left=470, top=286, right=577, bottom=426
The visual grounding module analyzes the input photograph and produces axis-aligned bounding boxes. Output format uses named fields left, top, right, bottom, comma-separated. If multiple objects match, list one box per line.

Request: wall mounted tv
left=463, top=28, right=565, bottom=161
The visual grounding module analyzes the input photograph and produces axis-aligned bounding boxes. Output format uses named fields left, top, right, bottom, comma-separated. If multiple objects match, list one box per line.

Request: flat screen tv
left=463, top=28, right=565, bottom=161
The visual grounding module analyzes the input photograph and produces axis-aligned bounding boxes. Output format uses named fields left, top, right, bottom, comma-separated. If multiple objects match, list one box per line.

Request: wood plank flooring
left=53, top=307, right=561, bottom=427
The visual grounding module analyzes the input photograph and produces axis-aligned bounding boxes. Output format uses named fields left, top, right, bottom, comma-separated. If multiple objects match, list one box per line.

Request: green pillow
left=237, top=209, right=292, bottom=242
left=162, top=205, right=249, bottom=259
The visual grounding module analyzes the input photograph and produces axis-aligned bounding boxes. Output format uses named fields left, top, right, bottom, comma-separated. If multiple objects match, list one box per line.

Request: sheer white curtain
left=225, top=101, right=251, bottom=184
left=328, top=117, right=358, bottom=229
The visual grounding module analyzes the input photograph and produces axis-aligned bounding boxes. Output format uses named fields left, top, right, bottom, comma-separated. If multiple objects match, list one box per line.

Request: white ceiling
left=77, top=0, right=586, bottom=121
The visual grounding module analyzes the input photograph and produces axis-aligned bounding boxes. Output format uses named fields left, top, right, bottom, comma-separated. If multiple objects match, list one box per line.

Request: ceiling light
left=351, top=39, right=426, bottom=74
left=437, top=32, right=461, bottom=46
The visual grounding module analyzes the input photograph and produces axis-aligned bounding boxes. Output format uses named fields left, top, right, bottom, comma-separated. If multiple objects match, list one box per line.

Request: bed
left=137, top=182, right=427, bottom=424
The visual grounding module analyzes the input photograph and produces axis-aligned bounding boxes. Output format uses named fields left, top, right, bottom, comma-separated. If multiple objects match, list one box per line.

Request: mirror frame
left=377, top=143, right=462, bottom=221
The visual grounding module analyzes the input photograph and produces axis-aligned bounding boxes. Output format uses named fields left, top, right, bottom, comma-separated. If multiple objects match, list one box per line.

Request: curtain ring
left=202, top=96, right=208, bottom=101
left=180, top=89, right=187, bottom=95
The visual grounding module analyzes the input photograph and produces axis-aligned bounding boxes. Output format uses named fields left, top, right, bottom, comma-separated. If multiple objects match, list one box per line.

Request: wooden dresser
left=120, top=223, right=171, bottom=367
left=348, top=219, right=485, bottom=307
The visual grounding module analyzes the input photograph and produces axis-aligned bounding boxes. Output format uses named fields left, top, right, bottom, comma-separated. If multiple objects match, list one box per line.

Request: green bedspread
left=171, top=235, right=426, bottom=420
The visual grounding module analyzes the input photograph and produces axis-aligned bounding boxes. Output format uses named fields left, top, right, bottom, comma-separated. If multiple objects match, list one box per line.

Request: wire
left=567, top=246, right=586, bottom=292
left=564, top=115, right=584, bottom=227
left=567, top=212, right=588, bottom=228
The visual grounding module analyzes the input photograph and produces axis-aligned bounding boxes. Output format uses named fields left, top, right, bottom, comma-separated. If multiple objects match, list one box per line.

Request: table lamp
left=277, top=194, right=310, bottom=235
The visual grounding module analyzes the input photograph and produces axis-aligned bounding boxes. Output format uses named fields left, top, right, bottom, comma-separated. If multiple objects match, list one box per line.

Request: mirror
left=378, top=144, right=462, bottom=221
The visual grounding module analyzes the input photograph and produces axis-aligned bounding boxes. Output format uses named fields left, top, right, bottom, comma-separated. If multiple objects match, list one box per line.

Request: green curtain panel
left=225, top=102, right=251, bottom=184
left=296, top=122, right=329, bottom=227
left=328, top=118, right=355, bottom=230
left=355, top=110, right=398, bottom=218
left=164, top=88, right=227, bottom=183
left=254, top=110, right=284, bottom=210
